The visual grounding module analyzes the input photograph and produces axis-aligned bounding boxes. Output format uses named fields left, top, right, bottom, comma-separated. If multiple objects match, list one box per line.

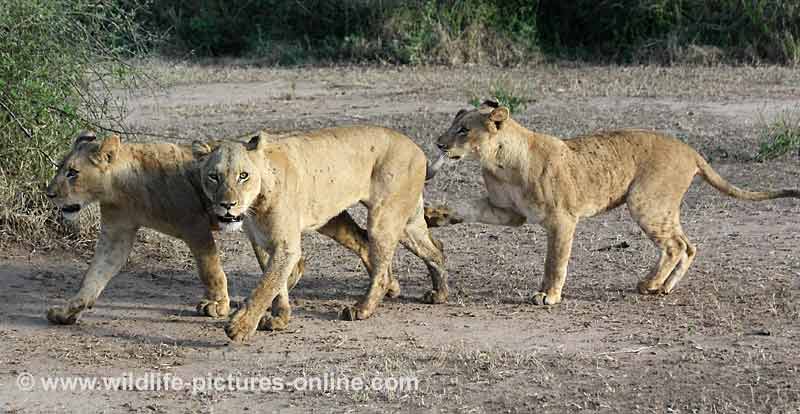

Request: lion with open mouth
left=425, top=100, right=799, bottom=305
left=44, top=131, right=397, bottom=327
left=192, top=126, right=448, bottom=342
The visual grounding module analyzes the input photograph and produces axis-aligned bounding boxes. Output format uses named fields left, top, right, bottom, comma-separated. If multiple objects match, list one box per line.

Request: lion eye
left=458, top=127, right=469, bottom=135
left=239, top=172, right=249, bottom=181
left=66, top=168, right=79, bottom=179
left=208, top=173, right=219, bottom=182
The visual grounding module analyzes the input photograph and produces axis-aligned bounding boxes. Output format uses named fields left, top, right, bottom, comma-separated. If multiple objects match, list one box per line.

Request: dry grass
left=756, top=109, right=800, bottom=161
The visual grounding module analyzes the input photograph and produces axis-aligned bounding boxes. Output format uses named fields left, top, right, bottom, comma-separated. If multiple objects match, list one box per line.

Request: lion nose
left=45, top=191, right=56, bottom=199
left=219, top=201, right=237, bottom=210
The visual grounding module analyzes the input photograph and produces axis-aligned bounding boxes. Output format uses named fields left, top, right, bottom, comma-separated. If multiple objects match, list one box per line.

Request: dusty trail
left=2, top=63, right=798, bottom=413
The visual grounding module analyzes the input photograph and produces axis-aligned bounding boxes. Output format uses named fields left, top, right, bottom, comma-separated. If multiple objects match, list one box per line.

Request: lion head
left=434, top=100, right=510, bottom=162
left=45, top=131, right=120, bottom=221
left=192, top=132, right=268, bottom=232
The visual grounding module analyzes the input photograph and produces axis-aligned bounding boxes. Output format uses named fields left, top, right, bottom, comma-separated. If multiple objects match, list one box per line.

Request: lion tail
left=696, top=155, right=800, bottom=201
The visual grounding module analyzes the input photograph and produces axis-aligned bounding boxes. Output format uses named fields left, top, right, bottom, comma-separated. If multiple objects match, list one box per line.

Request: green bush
left=756, top=111, right=800, bottom=161
left=129, top=0, right=539, bottom=65
left=129, top=0, right=798, bottom=65
left=0, top=0, right=149, bottom=243
left=134, top=0, right=387, bottom=62
left=468, top=83, right=531, bottom=115
left=537, top=0, right=800, bottom=64
left=384, top=0, right=538, bottom=65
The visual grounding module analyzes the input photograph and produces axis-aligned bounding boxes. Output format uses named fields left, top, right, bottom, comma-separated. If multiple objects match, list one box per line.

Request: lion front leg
left=532, top=216, right=577, bottom=306
left=425, top=197, right=526, bottom=227
left=47, top=222, right=137, bottom=325
left=188, top=236, right=231, bottom=318
left=258, top=286, right=292, bottom=332
left=226, top=239, right=301, bottom=342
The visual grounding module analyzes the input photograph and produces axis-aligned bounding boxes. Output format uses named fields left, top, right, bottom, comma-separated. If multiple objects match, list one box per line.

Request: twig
left=597, top=345, right=658, bottom=356
left=39, top=148, right=59, bottom=168
left=0, top=98, right=32, bottom=139
left=46, top=105, right=185, bottom=141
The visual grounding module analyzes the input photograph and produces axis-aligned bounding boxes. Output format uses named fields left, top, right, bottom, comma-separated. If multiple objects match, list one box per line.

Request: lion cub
left=45, top=131, right=395, bottom=326
left=192, top=126, right=448, bottom=342
left=427, top=100, right=799, bottom=305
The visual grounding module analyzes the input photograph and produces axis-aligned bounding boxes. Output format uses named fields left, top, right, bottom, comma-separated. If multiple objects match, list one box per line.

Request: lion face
left=193, top=139, right=263, bottom=232
left=46, top=132, right=119, bottom=221
left=435, top=101, right=510, bottom=161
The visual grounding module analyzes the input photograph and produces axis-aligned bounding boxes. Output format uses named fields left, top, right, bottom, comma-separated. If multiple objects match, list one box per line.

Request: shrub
left=536, top=0, right=800, bottom=64
left=468, top=83, right=531, bottom=115
left=0, top=0, right=150, bottom=245
left=129, top=0, right=539, bottom=65
left=135, top=0, right=387, bottom=62
left=125, top=0, right=799, bottom=65
left=383, top=0, right=539, bottom=65
left=756, top=111, right=800, bottom=161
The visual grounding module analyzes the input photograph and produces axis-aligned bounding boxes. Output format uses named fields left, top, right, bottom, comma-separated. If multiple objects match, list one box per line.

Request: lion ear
left=245, top=130, right=269, bottom=151
left=489, top=107, right=510, bottom=123
left=480, top=99, right=500, bottom=110
left=192, top=140, right=213, bottom=159
left=91, top=134, right=120, bottom=165
left=72, top=130, right=97, bottom=150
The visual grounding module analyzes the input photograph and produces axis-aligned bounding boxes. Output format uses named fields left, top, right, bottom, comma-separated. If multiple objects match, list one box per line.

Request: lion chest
left=244, top=218, right=272, bottom=248
left=484, top=173, right=545, bottom=224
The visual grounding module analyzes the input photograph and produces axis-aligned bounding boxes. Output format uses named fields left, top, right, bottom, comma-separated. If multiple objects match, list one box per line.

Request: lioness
left=192, top=126, right=448, bottom=342
left=426, top=100, right=799, bottom=305
left=45, top=131, right=399, bottom=326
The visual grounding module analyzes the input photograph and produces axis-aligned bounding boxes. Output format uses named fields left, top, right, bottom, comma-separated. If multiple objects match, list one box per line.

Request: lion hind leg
left=630, top=209, right=690, bottom=295
left=626, top=171, right=695, bottom=295
left=340, top=196, right=412, bottom=321
left=400, top=200, right=449, bottom=304
left=318, top=210, right=400, bottom=298
left=661, top=232, right=696, bottom=294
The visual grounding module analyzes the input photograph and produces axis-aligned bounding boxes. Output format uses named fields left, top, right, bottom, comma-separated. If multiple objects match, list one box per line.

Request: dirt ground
left=1, top=63, right=799, bottom=413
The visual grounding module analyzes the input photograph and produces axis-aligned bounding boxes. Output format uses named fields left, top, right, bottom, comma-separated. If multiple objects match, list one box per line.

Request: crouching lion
left=426, top=100, right=799, bottom=305
left=45, top=131, right=398, bottom=326
left=192, top=126, right=448, bottom=342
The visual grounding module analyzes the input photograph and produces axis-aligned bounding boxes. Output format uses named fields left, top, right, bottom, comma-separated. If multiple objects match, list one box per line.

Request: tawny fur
left=193, top=126, right=447, bottom=342
left=45, top=132, right=391, bottom=326
left=426, top=102, right=799, bottom=305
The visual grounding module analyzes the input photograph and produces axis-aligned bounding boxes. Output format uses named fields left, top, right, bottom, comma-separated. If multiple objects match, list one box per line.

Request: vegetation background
left=1, top=0, right=799, bottom=244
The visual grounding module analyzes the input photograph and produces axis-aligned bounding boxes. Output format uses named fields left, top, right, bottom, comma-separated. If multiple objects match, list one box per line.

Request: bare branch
left=46, top=105, right=185, bottom=141
left=0, top=98, right=33, bottom=139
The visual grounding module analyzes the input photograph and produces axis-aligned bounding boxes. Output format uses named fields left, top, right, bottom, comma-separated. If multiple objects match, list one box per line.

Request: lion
left=425, top=100, right=799, bottom=305
left=44, top=131, right=400, bottom=327
left=192, top=126, right=448, bottom=342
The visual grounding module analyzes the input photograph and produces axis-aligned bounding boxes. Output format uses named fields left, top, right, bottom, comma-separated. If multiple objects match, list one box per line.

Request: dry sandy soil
left=1, top=63, right=799, bottom=413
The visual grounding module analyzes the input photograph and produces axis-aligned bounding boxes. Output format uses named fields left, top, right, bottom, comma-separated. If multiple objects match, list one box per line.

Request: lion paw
left=257, top=315, right=290, bottom=331
left=225, top=305, right=259, bottom=342
left=385, top=277, right=402, bottom=299
left=532, top=292, right=561, bottom=306
left=637, top=281, right=664, bottom=295
left=422, top=289, right=448, bottom=304
left=46, top=306, right=80, bottom=325
left=339, top=305, right=372, bottom=321
left=196, top=298, right=231, bottom=318
left=424, top=205, right=462, bottom=228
